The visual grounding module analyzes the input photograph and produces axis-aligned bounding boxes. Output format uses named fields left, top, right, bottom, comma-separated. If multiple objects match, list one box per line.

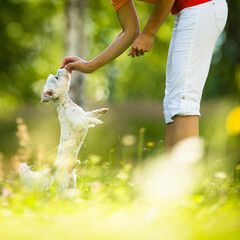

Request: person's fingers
left=136, top=49, right=141, bottom=57
left=64, top=62, right=78, bottom=71
left=61, top=56, right=79, bottom=67
left=62, top=57, right=73, bottom=67
left=127, top=48, right=132, bottom=56
left=68, top=67, right=76, bottom=73
left=128, top=47, right=135, bottom=57
left=128, top=45, right=146, bottom=57
left=61, top=57, right=70, bottom=67
left=128, top=47, right=147, bottom=57
left=61, top=58, right=67, bottom=67
left=131, top=47, right=137, bottom=58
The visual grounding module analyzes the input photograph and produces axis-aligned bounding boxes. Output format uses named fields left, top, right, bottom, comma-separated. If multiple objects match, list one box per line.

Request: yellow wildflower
left=147, top=142, right=155, bottom=147
left=226, top=106, right=240, bottom=135
left=236, top=164, right=240, bottom=170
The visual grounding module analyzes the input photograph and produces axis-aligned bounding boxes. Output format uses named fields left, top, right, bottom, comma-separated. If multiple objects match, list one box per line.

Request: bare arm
left=62, top=0, right=139, bottom=73
left=128, top=0, right=175, bottom=57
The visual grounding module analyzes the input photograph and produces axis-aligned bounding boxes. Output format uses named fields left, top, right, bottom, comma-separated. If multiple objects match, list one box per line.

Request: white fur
left=19, top=68, right=108, bottom=194
left=19, top=162, right=54, bottom=191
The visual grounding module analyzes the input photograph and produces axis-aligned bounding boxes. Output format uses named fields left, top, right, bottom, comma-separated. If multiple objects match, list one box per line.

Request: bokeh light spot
left=226, top=106, right=240, bottom=135
left=7, top=22, right=22, bottom=38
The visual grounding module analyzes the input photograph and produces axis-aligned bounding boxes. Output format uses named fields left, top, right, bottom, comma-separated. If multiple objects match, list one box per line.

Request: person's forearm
left=87, top=0, right=139, bottom=72
left=142, top=0, right=175, bottom=37
left=90, top=29, right=139, bottom=71
left=62, top=1, right=139, bottom=73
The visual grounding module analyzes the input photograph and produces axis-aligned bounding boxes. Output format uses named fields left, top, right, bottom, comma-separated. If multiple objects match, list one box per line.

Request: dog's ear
left=41, top=90, right=54, bottom=103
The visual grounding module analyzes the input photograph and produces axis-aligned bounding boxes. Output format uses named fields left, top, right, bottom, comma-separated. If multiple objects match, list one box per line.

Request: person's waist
left=171, top=0, right=212, bottom=15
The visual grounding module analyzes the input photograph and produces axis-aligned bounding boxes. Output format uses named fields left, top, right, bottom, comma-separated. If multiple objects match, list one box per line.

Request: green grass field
left=0, top=99, right=240, bottom=240
left=1, top=156, right=240, bottom=240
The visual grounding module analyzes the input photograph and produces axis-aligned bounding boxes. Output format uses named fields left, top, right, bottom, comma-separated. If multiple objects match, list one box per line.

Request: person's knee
left=172, top=114, right=199, bottom=121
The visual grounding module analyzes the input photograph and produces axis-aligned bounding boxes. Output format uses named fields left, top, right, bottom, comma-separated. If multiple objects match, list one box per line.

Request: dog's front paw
left=86, top=108, right=109, bottom=118
left=85, top=117, right=103, bottom=128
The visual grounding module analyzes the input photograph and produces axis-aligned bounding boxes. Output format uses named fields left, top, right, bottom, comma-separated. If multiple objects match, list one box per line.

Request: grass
left=0, top=98, right=240, bottom=239
left=1, top=159, right=240, bottom=240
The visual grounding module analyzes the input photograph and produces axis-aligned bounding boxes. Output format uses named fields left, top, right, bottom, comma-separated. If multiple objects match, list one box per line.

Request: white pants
left=163, top=0, right=228, bottom=123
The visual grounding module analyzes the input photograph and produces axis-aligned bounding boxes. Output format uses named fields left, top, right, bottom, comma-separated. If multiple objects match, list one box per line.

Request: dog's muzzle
left=41, top=91, right=54, bottom=103
left=57, top=68, right=70, bottom=78
left=41, top=97, right=50, bottom=103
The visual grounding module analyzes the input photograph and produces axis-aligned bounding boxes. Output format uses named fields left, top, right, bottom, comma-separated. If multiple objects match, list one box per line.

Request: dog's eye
left=55, top=76, right=58, bottom=80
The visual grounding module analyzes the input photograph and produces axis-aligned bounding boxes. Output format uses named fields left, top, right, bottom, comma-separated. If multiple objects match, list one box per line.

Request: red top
left=111, top=0, right=212, bottom=14
left=171, top=0, right=212, bottom=14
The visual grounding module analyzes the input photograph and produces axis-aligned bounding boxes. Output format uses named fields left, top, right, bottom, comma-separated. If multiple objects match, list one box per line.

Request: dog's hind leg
left=68, top=160, right=80, bottom=188
left=69, top=170, right=77, bottom=188
left=19, top=162, right=54, bottom=191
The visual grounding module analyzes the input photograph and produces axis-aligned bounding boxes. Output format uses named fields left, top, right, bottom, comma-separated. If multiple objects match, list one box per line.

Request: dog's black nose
left=60, top=67, right=64, bottom=69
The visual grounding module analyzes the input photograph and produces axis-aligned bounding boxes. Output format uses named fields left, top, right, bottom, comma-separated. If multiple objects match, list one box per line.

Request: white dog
left=19, top=68, right=108, bottom=194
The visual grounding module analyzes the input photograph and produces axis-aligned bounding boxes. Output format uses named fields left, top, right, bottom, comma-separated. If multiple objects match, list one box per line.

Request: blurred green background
left=0, top=1, right=240, bottom=239
left=0, top=0, right=239, bottom=173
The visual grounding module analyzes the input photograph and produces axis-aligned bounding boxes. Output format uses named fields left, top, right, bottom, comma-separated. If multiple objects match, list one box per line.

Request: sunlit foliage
left=0, top=1, right=239, bottom=239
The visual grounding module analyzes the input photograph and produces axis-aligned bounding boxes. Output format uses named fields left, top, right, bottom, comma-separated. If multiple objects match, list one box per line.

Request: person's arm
left=128, top=0, right=175, bottom=57
left=62, top=0, right=139, bottom=73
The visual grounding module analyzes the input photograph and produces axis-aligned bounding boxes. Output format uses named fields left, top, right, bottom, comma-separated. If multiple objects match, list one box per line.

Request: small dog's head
left=41, top=68, right=71, bottom=103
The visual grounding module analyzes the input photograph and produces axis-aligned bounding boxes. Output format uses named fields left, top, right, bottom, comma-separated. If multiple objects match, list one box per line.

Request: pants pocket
left=213, top=0, right=228, bottom=33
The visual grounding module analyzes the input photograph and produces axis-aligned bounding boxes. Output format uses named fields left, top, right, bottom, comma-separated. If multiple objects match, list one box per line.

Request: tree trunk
left=65, top=0, right=87, bottom=104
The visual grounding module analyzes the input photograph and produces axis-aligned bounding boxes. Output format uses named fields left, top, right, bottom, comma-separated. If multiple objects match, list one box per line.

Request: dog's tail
left=18, top=162, right=54, bottom=192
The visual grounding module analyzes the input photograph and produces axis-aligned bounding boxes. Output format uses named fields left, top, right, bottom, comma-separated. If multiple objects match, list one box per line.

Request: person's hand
left=61, top=56, right=95, bottom=74
left=128, top=33, right=155, bottom=58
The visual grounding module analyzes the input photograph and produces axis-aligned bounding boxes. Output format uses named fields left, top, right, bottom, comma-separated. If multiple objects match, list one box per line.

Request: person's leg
left=165, top=115, right=199, bottom=152
left=163, top=0, right=228, bottom=151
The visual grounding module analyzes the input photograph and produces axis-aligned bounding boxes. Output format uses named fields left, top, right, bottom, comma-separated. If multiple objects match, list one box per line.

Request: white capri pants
left=163, top=0, right=228, bottom=123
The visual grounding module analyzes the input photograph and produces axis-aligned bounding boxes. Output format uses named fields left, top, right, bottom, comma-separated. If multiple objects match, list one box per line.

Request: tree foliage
left=0, top=0, right=64, bottom=111
left=0, top=0, right=239, bottom=112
